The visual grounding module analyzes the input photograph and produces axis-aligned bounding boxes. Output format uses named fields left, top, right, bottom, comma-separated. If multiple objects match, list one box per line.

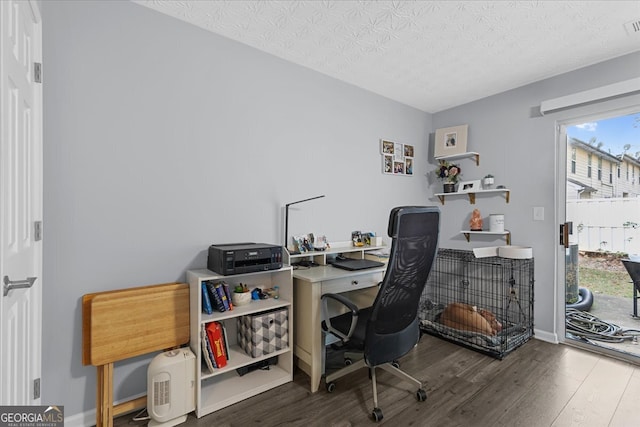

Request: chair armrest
left=321, top=293, right=359, bottom=342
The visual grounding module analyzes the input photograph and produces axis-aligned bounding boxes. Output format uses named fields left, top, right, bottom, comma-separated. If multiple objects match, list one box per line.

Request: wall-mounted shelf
left=434, top=188, right=510, bottom=205
left=435, top=151, right=480, bottom=166
left=461, top=230, right=511, bottom=245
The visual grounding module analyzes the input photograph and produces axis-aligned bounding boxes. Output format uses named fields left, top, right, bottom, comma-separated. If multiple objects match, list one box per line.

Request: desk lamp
left=284, top=195, right=325, bottom=254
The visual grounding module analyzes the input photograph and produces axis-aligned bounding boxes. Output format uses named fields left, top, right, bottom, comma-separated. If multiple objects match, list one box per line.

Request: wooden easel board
left=82, top=282, right=190, bottom=366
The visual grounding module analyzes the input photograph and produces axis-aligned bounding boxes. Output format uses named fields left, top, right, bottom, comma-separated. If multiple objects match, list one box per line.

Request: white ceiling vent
left=624, top=19, right=640, bottom=35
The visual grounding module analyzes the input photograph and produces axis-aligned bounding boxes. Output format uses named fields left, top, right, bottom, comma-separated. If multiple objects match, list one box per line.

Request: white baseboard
left=64, top=392, right=146, bottom=427
left=534, top=328, right=558, bottom=344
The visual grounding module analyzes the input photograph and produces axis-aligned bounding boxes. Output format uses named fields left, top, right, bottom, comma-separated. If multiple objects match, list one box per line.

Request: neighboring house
left=617, top=153, right=640, bottom=198
left=567, top=137, right=640, bottom=199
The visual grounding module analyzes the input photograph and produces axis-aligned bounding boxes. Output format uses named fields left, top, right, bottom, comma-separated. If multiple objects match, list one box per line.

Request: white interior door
left=0, top=0, right=42, bottom=404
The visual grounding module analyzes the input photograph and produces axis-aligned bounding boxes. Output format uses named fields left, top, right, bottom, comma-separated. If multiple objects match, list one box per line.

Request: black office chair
left=321, top=206, right=440, bottom=422
left=621, top=259, right=640, bottom=318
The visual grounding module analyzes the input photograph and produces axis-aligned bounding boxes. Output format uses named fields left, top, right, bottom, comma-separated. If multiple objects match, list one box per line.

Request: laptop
left=331, top=258, right=385, bottom=271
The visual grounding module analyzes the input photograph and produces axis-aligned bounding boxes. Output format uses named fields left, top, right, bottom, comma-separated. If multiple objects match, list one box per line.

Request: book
left=221, top=322, right=230, bottom=360
left=206, top=280, right=226, bottom=312
left=215, top=283, right=230, bottom=311
left=201, top=324, right=216, bottom=372
left=201, top=282, right=213, bottom=315
left=221, top=282, right=234, bottom=311
left=205, top=321, right=227, bottom=368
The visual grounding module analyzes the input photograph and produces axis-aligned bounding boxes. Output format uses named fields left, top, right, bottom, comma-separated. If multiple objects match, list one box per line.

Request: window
left=626, top=163, right=629, bottom=181
left=597, top=157, right=602, bottom=181
left=587, top=154, right=592, bottom=178
left=618, top=164, right=621, bottom=178
left=609, top=162, right=613, bottom=184
left=571, top=148, right=576, bottom=174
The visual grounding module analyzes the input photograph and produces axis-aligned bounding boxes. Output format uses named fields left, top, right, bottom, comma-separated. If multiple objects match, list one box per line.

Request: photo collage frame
left=381, top=139, right=414, bottom=176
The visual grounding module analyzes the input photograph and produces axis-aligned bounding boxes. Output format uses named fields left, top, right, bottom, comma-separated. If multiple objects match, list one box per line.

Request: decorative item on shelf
left=483, top=174, right=494, bottom=189
left=232, top=283, right=251, bottom=306
left=490, top=214, right=505, bottom=232
left=352, top=231, right=375, bottom=247
left=457, top=180, right=480, bottom=193
left=435, top=159, right=461, bottom=193
left=470, top=209, right=483, bottom=231
left=434, top=124, right=468, bottom=157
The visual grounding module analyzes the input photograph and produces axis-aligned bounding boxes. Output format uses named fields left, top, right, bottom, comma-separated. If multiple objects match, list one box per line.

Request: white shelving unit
left=435, top=151, right=512, bottom=245
left=187, top=267, right=293, bottom=417
left=284, top=241, right=388, bottom=265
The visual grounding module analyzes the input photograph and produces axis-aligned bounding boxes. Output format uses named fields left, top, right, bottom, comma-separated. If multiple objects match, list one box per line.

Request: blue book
left=201, top=282, right=213, bottom=315
left=215, top=283, right=230, bottom=311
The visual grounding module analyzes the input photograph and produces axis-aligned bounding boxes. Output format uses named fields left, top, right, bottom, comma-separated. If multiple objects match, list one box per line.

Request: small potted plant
left=435, top=160, right=461, bottom=193
left=232, top=283, right=252, bottom=306
left=483, top=174, right=494, bottom=189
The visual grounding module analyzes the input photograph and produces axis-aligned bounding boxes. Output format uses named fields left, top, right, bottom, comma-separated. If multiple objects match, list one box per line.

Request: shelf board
left=435, top=151, right=480, bottom=166
left=200, top=299, right=290, bottom=323
left=434, top=188, right=510, bottom=205
left=200, top=344, right=291, bottom=379
left=461, top=230, right=511, bottom=245
left=198, top=364, right=292, bottom=416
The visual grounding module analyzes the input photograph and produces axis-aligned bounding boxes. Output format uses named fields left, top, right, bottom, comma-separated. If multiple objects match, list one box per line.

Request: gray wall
left=432, top=51, right=640, bottom=336
left=42, top=1, right=431, bottom=419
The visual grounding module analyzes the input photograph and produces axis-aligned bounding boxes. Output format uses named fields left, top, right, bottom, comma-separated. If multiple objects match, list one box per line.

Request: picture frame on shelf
left=457, top=179, right=480, bottom=193
left=434, top=124, right=468, bottom=158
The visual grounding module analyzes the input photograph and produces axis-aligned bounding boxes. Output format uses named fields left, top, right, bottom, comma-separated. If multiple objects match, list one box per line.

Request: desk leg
left=96, top=363, right=114, bottom=427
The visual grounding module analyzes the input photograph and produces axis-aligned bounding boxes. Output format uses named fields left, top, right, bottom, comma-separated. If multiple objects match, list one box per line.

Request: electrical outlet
left=533, top=207, right=544, bottom=221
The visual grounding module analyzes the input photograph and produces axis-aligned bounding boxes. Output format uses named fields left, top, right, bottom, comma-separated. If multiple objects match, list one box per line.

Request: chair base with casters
left=320, top=206, right=440, bottom=422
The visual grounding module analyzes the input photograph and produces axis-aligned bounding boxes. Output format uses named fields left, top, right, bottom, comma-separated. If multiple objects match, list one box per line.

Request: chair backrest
left=364, top=206, right=440, bottom=366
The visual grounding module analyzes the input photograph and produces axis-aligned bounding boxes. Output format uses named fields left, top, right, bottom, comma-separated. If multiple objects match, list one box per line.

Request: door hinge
left=34, top=62, right=42, bottom=83
left=34, top=221, right=42, bottom=241
left=34, top=378, right=40, bottom=399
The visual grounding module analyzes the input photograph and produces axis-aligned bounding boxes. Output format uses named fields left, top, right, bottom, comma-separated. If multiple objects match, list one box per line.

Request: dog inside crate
left=419, top=249, right=533, bottom=358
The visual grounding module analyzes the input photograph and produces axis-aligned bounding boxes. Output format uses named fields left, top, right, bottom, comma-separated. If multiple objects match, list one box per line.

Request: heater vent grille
left=153, top=379, right=170, bottom=406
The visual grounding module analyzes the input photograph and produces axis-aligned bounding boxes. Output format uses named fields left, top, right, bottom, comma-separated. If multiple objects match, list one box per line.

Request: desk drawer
left=321, top=272, right=384, bottom=294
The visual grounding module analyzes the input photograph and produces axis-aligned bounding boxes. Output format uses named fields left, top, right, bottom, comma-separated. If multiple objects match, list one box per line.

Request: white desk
left=292, top=264, right=385, bottom=392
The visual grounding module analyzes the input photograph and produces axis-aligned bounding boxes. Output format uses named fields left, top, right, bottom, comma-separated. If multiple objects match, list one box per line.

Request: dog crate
left=419, top=248, right=534, bottom=359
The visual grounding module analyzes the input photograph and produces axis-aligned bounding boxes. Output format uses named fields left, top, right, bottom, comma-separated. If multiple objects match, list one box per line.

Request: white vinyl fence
left=567, top=197, right=640, bottom=255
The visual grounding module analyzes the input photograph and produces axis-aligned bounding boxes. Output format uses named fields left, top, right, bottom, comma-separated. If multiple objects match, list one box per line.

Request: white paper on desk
left=366, top=248, right=390, bottom=257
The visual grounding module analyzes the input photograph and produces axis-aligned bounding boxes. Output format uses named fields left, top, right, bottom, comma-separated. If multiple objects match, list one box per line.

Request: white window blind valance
left=540, top=77, right=640, bottom=115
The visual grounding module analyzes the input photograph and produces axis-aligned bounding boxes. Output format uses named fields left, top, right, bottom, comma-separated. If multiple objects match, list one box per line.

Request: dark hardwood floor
left=115, top=335, right=640, bottom=427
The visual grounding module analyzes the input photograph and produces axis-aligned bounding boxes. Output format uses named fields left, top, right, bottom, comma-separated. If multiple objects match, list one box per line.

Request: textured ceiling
left=133, top=1, right=640, bottom=113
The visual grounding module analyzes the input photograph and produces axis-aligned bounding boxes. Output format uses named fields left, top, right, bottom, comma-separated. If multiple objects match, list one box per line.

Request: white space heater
left=147, top=348, right=196, bottom=427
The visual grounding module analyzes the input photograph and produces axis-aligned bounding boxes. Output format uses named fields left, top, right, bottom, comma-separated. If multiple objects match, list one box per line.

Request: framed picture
left=381, top=139, right=395, bottom=155
left=457, top=180, right=481, bottom=193
left=394, top=142, right=404, bottom=161
left=405, top=158, right=413, bottom=175
left=404, top=144, right=414, bottom=158
left=434, top=124, right=468, bottom=158
left=381, top=138, right=413, bottom=176
left=383, top=155, right=393, bottom=174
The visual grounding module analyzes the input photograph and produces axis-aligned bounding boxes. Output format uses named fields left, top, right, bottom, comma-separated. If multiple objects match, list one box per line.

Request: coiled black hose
left=566, top=308, right=640, bottom=343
